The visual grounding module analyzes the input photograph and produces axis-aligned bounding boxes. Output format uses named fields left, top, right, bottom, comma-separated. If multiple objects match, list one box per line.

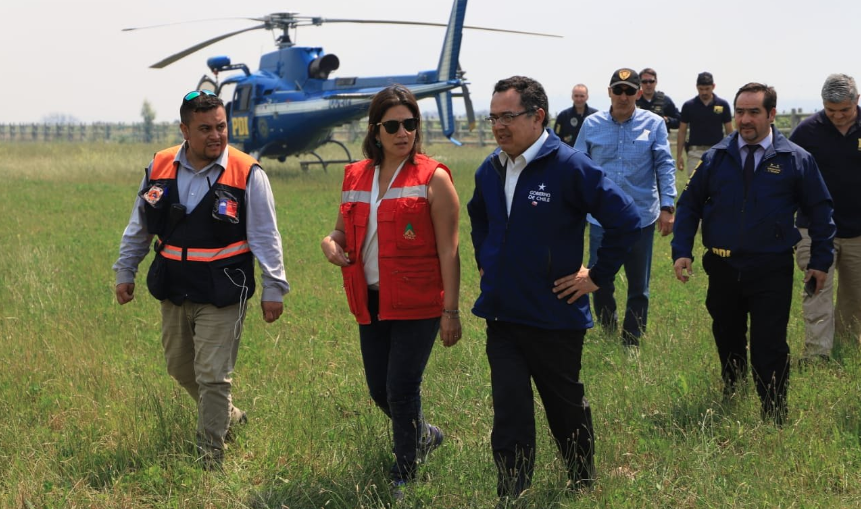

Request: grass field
left=2, top=141, right=861, bottom=509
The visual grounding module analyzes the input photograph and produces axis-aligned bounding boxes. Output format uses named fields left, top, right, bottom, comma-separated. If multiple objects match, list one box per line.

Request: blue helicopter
left=124, top=0, right=558, bottom=169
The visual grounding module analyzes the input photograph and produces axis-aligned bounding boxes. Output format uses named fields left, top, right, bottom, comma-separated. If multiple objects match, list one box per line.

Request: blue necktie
left=744, top=144, right=760, bottom=196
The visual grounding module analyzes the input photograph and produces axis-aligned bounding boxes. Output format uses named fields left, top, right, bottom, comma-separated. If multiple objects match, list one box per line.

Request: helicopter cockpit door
left=230, top=84, right=254, bottom=144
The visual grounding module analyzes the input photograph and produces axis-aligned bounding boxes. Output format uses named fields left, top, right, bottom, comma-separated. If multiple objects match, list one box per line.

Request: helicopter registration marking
left=329, top=99, right=353, bottom=109
left=232, top=117, right=250, bottom=139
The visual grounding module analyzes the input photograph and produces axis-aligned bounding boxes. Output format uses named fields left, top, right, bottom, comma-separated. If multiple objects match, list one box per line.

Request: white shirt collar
left=499, top=129, right=549, bottom=167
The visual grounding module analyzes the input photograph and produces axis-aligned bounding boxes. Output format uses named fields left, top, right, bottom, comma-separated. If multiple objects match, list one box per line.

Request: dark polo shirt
left=791, top=106, right=861, bottom=238
left=680, top=94, right=732, bottom=146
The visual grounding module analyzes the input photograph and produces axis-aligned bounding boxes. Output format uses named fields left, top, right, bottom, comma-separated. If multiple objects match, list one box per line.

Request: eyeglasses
left=611, top=86, right=638, bottom=96
left=641, top=79, right=656, bottom=84
left=376, top=118, right=418, bottom=134
left=184, top=90, right=217, bottom=102
left=485, top=110, right=533, bottom=126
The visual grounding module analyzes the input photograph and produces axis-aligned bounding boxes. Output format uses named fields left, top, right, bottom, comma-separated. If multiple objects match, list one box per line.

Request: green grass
left=1, top=141, right=861, bottom=508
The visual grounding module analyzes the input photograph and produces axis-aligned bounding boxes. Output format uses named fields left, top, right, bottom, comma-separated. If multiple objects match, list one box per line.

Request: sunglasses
left=376, top=118, right=418, bottom=134
left=184, top=90, right=217, bottom=101
left=611, top=85, right=638, bottom=96
left=641, top=79, right=656, bottom=84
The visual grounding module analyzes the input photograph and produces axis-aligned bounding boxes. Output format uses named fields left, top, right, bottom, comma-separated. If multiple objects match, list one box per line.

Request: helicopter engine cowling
left=308, top=54, right=339, bottom=80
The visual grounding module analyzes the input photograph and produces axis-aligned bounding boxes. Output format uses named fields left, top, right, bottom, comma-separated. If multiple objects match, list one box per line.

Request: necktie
left=743, top=144, right=759, bottom=195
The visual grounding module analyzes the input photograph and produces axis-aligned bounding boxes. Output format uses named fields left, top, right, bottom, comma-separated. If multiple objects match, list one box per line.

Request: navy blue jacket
left=672, top=127, right=835, bottom=272
left=468, top=129, right=640, bottom=330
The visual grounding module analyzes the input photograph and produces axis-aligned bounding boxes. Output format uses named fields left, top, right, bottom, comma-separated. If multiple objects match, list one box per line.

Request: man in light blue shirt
left=574, top=68, right=676, bottom=347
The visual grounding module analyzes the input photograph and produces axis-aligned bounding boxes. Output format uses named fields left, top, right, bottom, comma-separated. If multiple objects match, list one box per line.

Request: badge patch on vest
left=212, top=188, right=240, bottom=224
left=858, top=139, right=861, bottom=151
left=403, top=223, right=416, bottom=240
left=569, top=117, right=579, bottom=127
left=141, top=185, right=166, bottom=206
left=766, top=163, right=782, bottom=174
left=714, top=105, right=724, bottom=114
left=218, top=197, right=238, bottom=218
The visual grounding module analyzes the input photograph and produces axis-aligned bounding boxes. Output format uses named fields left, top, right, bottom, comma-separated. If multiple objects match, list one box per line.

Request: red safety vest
left=339, top=154, right=450, bottom=324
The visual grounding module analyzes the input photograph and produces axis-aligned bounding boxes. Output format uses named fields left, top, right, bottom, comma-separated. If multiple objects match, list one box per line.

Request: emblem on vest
left=403, top=223, right=416, bottom=240
left=714, top=105, right=724, bottom=114
left=858, top=139, right=861, bottom=151
left=569, top=117, right=579, bottom=128
left=766, top=163, right=782, bottom=174
left=142, top=185, right=166, bottom=206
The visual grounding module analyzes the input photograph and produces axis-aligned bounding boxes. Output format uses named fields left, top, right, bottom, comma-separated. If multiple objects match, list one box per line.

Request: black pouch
left=146, top=243, right=169, bottom=301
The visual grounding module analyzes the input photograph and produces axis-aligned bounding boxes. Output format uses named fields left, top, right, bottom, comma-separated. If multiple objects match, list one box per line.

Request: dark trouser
left=589, top=222, right=652, bottom=345
left=486, top=321, right=595, bottom=497
left=702, top=252, right=793, bottom=424
left=359, top=289, right=439, bottom=481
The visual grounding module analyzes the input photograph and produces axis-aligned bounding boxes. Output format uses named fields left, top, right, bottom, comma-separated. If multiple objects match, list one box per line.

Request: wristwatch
left=660, top=205, right=675, bottom=214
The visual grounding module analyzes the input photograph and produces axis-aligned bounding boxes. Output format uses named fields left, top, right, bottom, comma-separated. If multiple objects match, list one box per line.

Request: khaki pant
left=795, top=229, right=861, bottom=356
left=686, top=145, right=710, bottom=177
left=161, top=300, right=246, bottom=455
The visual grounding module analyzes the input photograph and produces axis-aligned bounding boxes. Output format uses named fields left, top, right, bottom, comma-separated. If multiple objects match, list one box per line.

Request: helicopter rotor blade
left=310, top=18, right=561, bottom=38
left=148, top=24, right=267, bottom=69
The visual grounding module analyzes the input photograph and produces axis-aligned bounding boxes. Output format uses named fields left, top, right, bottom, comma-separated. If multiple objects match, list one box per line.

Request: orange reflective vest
left=339, top=154, right=449, bottom=324
left=143, top=145, right=259, bottom=307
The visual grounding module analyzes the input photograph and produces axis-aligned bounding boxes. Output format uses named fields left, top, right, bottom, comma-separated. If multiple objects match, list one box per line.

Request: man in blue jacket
left=468, top=75, right=640, bottom=505
left=672, top=82, right=835, bottom=425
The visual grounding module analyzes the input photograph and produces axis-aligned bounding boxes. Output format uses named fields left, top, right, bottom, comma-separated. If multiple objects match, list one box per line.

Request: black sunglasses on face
left=611, top=85, right=638, bottom=96
left=377, top=118, right=418, bottom=134
left=641, top=79, right=656, bottom=84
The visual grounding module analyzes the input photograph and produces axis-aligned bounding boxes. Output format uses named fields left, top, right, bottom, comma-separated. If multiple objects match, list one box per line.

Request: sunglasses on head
left=184, top=90, right=217, bottom=102
left=376, top=118, right=418, bottom=134
left=611, top=85, right=638, bottom=96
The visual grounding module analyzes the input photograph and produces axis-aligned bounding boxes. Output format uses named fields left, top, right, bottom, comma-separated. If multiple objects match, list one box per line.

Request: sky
left=1, top=0, right=858, bottom=124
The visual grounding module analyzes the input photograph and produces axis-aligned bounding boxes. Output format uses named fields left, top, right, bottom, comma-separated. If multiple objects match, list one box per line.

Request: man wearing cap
left=575, top=68, right=676, bottom=347
left=114, top=90, right=290, bottom=469
left=636, top=68, right=681, bottom=132
left=672, top=82, right=834, bottom=425
left=791, top=73, right=861, bottom=360
left=554, top=84, right=598, bottom=146
left=677, top=72, right=734, bottom=175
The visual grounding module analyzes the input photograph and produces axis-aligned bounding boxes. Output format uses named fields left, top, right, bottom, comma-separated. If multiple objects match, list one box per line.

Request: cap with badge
left=609, top=68, right=640, bottom=88
left=697, top=72, right=714, bottom=86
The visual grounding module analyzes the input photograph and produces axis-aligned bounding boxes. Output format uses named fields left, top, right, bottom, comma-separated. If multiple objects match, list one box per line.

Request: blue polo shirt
left=791, top=107, right=861, bottom=238
left=680, top=94, right=732, bottom=146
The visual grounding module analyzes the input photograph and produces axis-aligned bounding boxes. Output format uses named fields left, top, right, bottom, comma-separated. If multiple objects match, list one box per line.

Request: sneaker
left=225, top=409, right=248, bottom=443
left=417, top=424, right=444, bottom=463
left=390, top=479, right=407, bottom=502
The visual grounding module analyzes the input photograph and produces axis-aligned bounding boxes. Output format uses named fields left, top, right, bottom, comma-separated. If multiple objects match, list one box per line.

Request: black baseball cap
left=609, top=68, right=640, bottom=89
left=697, top=72, right=714, bottom=86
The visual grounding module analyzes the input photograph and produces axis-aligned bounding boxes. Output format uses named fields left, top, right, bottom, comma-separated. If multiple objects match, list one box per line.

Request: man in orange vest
left=113, top=90, right=289, bottom=470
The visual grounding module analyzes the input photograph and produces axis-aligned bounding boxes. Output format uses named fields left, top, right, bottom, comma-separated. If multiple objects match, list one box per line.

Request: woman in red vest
left=321, top=85, right=461, bottom=499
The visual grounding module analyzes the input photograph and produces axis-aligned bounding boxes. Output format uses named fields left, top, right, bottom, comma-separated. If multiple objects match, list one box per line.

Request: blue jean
left=359, top=290, right=439, bottom=481
left=588, top=222, right=655, bottom=343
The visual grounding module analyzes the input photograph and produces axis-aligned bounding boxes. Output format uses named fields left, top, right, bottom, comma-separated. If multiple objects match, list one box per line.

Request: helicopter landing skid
left=299, top=139, right=354, bottom=172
